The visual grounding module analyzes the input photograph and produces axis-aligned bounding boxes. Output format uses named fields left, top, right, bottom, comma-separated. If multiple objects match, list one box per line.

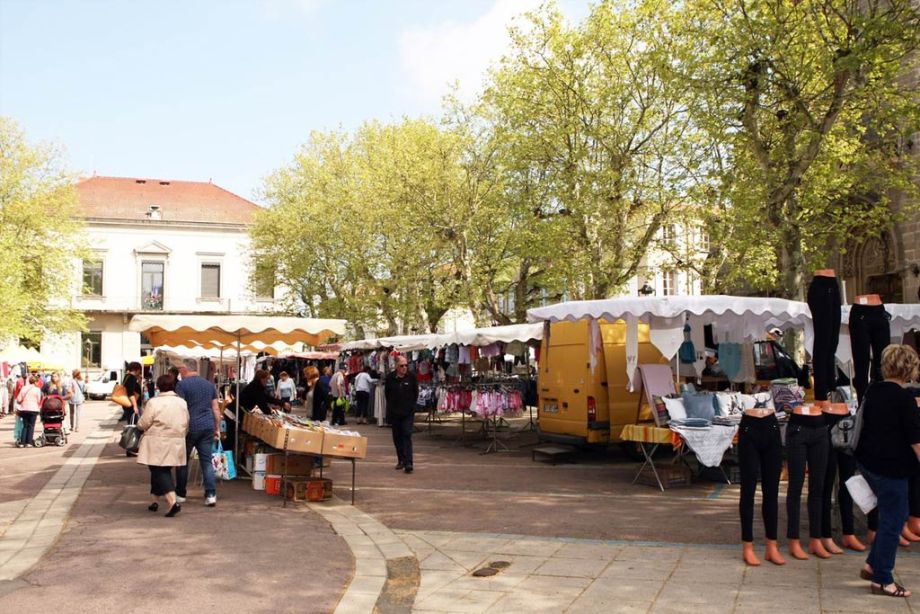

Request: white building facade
left=42, top=176, right=283, bottom=375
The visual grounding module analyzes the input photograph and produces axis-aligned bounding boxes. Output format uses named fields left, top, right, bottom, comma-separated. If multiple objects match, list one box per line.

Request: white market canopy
left=128, top=315, right=347, bottom=348
left=0, top=345, right=44, bottom=364
left=342, top=323, right=545, bottom=352
left=527, top=296, right=815, bottom=383
left=450, top=323, right=544, bottom=346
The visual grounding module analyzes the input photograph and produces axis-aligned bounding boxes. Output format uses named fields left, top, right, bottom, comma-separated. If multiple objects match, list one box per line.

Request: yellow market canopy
left=128, top=315, right=347, bottom=348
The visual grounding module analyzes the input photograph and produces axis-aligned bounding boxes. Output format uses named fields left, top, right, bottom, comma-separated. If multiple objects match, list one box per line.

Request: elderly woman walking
left=137, top=374, right=189, bottom=517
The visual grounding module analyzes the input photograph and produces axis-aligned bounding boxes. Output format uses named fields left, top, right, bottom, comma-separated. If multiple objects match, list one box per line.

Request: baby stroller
left=35, top=394, right=68, bottom=447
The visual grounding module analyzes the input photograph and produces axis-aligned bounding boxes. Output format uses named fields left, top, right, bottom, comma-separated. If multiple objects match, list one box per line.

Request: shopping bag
left=211, top=441, right=236, bottom=480
left=118, top=414, right=141, bottom=455
left=111, top=384, right=132, bottom=408
left=845, top=474, right=877, bottom=514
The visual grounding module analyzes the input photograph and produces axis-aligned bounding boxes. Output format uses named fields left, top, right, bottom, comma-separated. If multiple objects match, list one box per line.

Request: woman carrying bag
left=137, top=374, right=189, bottom=517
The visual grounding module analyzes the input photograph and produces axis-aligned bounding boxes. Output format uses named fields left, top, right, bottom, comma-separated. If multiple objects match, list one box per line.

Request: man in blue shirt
left=175, top=359, right=221, bottom=506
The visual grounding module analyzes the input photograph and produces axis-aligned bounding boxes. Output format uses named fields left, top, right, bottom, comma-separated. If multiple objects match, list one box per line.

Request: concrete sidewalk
left=399, top=530, right=918, bottom=613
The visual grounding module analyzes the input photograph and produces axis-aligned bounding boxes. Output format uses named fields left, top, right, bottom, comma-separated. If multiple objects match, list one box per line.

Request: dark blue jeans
left=390, top=413, right=414, bottom=467
left=175, top=430, right=216, bottom=498
left=860, top=465, right=909, bottom=586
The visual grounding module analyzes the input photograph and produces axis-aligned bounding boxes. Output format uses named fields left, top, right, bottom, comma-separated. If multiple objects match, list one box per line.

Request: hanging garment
left=807, top=275, right=842, bottom=401
left=848, top=304, right=890, bottom=402
left=458, top=346, right=471, bottom=365
left=678, top=323, right=696, bottom=364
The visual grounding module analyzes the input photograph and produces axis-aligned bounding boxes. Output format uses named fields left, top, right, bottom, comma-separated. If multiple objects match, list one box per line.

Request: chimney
left=147, top=204, right=161, bottom=220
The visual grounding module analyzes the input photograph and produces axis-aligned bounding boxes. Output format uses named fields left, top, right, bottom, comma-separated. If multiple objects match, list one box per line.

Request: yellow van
left=538, top=321, right=813, bottom=448
left=538, top=320, right=668, bottom=447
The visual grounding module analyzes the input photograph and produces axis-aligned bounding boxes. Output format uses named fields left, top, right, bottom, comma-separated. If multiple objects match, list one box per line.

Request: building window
left=662, top=225, right=676, bottom=242
left=82, top=331, right=101, bottom=368
left=698, top=230, right=711, bottom=252
left=141, top=261, right=164, bottom=310
left=254, top=261, right=275, bottom=299
left=662, top=270, right=678, bottom=296
left=82, top=259, right=104, bottom=296
left=201, top=263, right=221, bottom=299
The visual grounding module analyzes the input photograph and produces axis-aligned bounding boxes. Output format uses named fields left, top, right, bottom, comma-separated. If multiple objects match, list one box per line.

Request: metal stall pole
left=234, top=330, right=243, bottom=470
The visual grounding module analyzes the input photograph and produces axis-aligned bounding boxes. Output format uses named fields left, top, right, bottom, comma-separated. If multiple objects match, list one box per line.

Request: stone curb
left=308, top=496, right=419, bottom=613
left=0, top=410, right=121, bottom=581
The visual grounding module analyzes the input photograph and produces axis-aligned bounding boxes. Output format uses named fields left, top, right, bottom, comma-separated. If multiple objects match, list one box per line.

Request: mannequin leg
left=786, top=426, right=809, bottom=559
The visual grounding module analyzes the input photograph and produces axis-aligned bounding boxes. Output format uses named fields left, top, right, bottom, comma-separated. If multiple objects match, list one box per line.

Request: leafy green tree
left=0, top=117, right=87, bottom=343
left=479, top=0, right=702, bottom=300
left=682, top=0, right=920, bottom=298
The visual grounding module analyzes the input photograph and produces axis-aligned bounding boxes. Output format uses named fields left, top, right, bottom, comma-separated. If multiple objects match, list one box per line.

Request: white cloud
left=399, top=0, right=542, bottom=104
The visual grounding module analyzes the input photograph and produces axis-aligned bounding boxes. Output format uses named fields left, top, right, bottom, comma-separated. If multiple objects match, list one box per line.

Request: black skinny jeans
left=807, top=275, right=841, bottom=401
left=849, top=304, right=890, bottom=403
left=786, top=416, right=829, bottom=540
left=739, top=413, right=783, bottom=542
left=822, top=414, right=857, bottom=537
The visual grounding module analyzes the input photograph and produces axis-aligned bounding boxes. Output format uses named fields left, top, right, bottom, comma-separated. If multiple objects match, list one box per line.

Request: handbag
left=830, top=387, right=868, bottom=455
left=211, top=441, right=236, bottom=480
left=118, top=414, right=141, bottom=455
left=111, top=384, right=132, bottom=408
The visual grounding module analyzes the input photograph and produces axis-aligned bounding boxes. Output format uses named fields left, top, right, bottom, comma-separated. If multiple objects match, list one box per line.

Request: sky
left=0, top=0, right=588, bottom=203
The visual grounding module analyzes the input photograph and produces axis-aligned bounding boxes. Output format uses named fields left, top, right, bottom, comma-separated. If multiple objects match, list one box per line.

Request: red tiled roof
left=75, top=176, right=261, bottom=225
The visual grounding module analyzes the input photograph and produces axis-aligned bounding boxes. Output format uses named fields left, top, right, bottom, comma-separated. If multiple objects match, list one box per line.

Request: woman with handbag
left=137, top=374, right=189, bottom=517
left=120, top=362, right=143, bottom=421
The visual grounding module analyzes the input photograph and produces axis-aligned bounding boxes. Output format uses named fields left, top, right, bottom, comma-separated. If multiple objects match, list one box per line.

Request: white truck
left=85, top=368, right=123, bottom=400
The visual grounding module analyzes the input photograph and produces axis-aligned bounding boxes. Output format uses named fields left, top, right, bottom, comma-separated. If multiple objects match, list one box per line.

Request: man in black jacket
left=385, top=355, right=418, bottom=473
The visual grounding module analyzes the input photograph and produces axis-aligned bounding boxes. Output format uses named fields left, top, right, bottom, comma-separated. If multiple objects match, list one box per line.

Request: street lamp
left=83, top=339, right=93, bottom=373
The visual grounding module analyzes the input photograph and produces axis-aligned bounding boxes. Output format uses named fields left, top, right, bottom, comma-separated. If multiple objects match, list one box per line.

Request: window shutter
left=201, top=264, right=220, bottom=298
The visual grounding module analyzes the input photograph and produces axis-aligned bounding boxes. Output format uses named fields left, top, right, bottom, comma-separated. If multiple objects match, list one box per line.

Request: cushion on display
left=682, top=392, right=716, bottom=422
left=714, top=391, right=741, bottom=416
left=662, top=395, right=687, bottom=421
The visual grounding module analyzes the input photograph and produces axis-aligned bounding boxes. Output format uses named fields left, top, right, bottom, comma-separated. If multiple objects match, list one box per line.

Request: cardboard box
left=285, top=427, right=324, bottom=455
left=267, top=454, right=315, bottom=476
left=252, top=471, right=266, bottom=490
left=321, top=433, right=368, bottom=459
left=261, top=422, right=289, bottom=449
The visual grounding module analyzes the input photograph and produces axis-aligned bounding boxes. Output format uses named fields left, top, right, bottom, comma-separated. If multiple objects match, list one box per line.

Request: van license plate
left=543, top=403, right=558, bottom=414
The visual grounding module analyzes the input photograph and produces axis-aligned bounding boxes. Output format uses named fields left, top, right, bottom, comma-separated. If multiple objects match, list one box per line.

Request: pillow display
left=714, top=392, right=738, bottom=416
left=682, top=392, right=715, bottom=422
left=752, top=392, right=775, bottom=409
left=662, top=396, right=687, bottom=421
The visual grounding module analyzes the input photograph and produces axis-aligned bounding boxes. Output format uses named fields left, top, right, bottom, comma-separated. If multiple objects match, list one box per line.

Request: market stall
left=341, top=324, right=542, bottom=451
left=128, top=314, right=347, bottom=473
left=242, top=409, right=367, bottom=504
left=526, top=296, right=816, bottom=487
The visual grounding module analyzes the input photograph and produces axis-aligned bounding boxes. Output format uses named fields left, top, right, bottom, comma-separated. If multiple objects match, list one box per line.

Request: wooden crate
left=285, top=478, right=333, bottom=502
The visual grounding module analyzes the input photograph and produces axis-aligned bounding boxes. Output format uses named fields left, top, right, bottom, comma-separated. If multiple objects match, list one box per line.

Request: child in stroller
left=36, top=394, right=68, bottom=447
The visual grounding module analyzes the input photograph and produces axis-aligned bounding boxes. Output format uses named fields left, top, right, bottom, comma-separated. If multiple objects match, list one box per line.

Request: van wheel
left=618, top=441, right=646, bottom=462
